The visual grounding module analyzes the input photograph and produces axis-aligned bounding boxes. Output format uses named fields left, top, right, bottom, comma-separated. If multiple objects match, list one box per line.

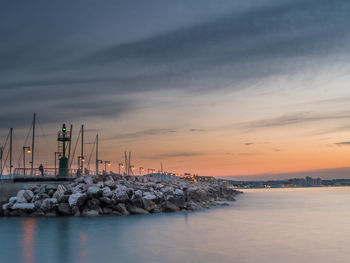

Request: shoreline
left=0, top=175, right=242, bottom=217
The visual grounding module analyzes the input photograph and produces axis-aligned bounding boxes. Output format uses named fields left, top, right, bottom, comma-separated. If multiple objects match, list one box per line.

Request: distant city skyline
left=2, top=0, right=350, bottom=178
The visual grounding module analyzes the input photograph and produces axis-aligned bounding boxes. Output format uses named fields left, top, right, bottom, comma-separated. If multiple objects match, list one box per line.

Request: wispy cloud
left=335, top=142, right=350, bottom=146
left=112, top=128, right=177, bottom=140
left=236, top=111, right=350, bottom=131
left=143, top=151, right=203, bottom=160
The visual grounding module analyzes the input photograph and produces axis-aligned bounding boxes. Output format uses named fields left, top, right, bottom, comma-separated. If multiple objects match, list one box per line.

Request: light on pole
left=104, top=161, right=111, bottom=174
left=118, top=163, right=124, bottom=175
left=139, top=167, right=144, bottom=176
left=23, top=146, right=31, bottom=175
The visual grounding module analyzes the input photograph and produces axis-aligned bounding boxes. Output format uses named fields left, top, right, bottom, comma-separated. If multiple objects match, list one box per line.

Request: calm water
left=1, top=187, right=350, bottom=263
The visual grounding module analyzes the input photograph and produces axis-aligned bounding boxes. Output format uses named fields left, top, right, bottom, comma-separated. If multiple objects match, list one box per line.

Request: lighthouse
left=57, top=124, right=71, bottom=176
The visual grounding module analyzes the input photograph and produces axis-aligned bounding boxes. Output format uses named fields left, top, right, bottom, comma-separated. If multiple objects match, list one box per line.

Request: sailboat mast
left=81, top=124, right=84, bottom=175
left=9, top=128, right=13, bottom=175
left=31, top=113, right=36, bottom=175
left=95, top=134, right=98, bottom=175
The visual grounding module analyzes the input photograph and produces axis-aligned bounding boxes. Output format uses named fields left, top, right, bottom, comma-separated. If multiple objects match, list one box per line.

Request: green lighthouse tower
left=57, top=124, right=71, bottom=176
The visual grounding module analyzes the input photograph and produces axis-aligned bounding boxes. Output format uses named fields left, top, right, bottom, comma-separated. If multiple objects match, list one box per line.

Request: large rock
left=59, top=195, right=70, bottom=203
left=85, top=198, right=100, bottom=210
left=83, top=176, right=94, bottom=185
left=162, top=201, right=180, bottom=213
left=53, top=185, right=67, bottom=200
left=17, top=190, right=34, bottom=203
left=30, top=210, right=45, bottom=217
left=173, top=196, right=186, bottom=208
left=81, top=209, right=99, bottom=216
left=128, top=205, right=149, bottom=215
left=9, top=210, right=28, bottom=217
left=114, top=203, right=129, bottom=216
left=134, top=190, right=143, bottom=199
left=102, top=187, right=112, bottom=197
left=99, top=197, right=113, bottom=206
left=40, top=198, right=58, bottom=212
left=143, top=194, right=157, bottom=201
left=102, top=207, right=113, bottom=215
left=9, top=197, right=18, bottom=204
left=174, top=189, right=184, bottom=196
left=113, top=190, right=129, bottom=203
left=142, top=198, right=156, bottom=212
left=87, top=186, right=102, bottom=197
left=58, top=203, right=72, bottom=216
left=68, top=193, right=88, bottom=208
left=34, top=185, right=46, bottom=195
left=12, top=203, right=35, bottom=213
left=104, top=180, right=116, bottom=189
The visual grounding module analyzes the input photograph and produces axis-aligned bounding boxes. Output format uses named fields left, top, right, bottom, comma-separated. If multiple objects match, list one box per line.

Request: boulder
left=143, top=194, right=157, bottom=201
left=86, top=198, right=100, bottom=210
left=17, top=190, right=34, bottom=203
left=9, top=210, right=28, bottom=217
left=81, top=209, right=99, bottom=216
left=162, top=201, right=180, bottom=213
left=102, top=207, right=113, bottom=215
left=68, top=193, right=87, bottom=208
left=53, top=185, right=67, bottom=200
left=30, top=210, right=45, bottom=217
left=104, top=180, right=116, bottom=189
left=58, top=203, right=72, bottom=216
left=173, top=196, right=186, bottom=208
left=114, top=203, right=129, bottom=216
left=134, top=190, right=143, bottom=199
left=34, top=200, right=42, bottom=210
left=113, top=190, right=129, bottom=203
left=174, top=189, right=184, bottom=196
left=142, top=198, right=156, bottom=212
left=40, top=198, right=58, bottom=212
left=102, top=187, right=112, bottom=197
left=64, top=189, right=73, bottom=195
left=58, top=195, right=70, bottom=203
left=12, top=203, right=35, bottom=213
left=87, top=186, right=102, bottom=197
left=128, top=205, right=149, bottom=215
left=83, top=176, right=94, bottom=185
left=131, top=197, right=144, bottom=208
left=9, top=197, right=18, bottom=204
left=186, top=201, right=202, bottom=211
left=99, top=197, right=113, bottom=206
left=45, top=185, right=58, bottom=191
left=34, top=185, right=46, bottom=195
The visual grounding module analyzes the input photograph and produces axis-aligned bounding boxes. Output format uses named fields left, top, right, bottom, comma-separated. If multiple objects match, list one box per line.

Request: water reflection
left=21, top=219, right=37, bottom=263
left=79, top=232, right=89, bottom=263
left=56, top=219, right=71, bottom=263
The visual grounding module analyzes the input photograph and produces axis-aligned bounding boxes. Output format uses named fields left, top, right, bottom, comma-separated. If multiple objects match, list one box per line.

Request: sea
left=1, top=187, right=350, bottom=263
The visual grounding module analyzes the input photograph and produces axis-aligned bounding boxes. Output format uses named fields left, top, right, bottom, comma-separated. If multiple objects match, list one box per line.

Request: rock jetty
left=0, top=175, right=242, bottom=217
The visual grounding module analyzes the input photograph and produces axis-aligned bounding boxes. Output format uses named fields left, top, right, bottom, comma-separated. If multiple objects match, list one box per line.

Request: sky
left=2, top=0, right=350, bottom=179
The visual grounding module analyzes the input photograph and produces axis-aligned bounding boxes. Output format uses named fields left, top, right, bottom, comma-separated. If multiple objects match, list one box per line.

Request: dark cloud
left=335, top=142, right=350, bottom=146
left=189, top=128, right=206, bottom=132
left=1, top=0, right=350, bottom=129
left=243, top=143, right=255, bottom=146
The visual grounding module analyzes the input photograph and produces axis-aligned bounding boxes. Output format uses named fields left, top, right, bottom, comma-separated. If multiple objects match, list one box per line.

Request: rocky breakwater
left=0, top=175, right=242, bottom=217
